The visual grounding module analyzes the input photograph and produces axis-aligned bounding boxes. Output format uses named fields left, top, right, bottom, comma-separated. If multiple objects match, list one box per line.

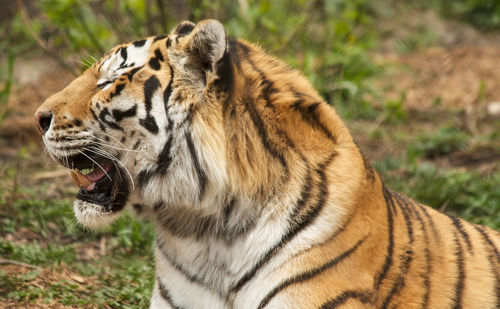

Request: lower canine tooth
left=70, top=171, right=79, bottom=186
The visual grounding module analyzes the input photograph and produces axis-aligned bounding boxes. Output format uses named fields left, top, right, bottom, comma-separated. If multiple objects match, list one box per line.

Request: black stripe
left=144, top=75, right=160, bottom=113
left=228, top=39, right=242, bottom=71
left=132, top=39, right=146, bottom=47
left=237, top=42, right=277, bottom=108
left=132, top=203, right=144, bottom=214
left=218, top=197, right=257, bottom=244
left=138, top=168, right=155, bottom=189
left=90, top=109, right=106, bottom=131
left=157, top=241, right=198, bottom=283
left=119, top=47, right=127, bottom=67
left=474, top=225, right=500, bottom=263
left=231, top=153, right=335, bottom=293
left=380, top=193, right=415, bottom=308
left=140, top=75, right=161, bottom=134
left=448, top=215, right=473, bottom=253
left=393, top=193, right=414, bottom=243
left=185, top=132, right=207, bottom=199
left=242, top=94, right=288, bottom=177
left=215, top=41, right=235, bottom=99
left=109, top=83, right=125, bottom=99
left=97, top=80, right=113, bottom=89
left=112, top=105, right=137, bottom=121
left=124, top=66, right=142, bottom=81
left=139, top=115, right=159, bottom=134
left=163, top=66, right=174, bottom=114
left=380, top=249, right=413, bottom=309
left=157, top=135, right=173, bottom=175
left=157, top=277, right=184, bottom=309
left=149, top=49, right=164, bottom=70
left=156, top=239, right=228, bottom=299
left=319, top=290, right=373, bottom=309
left=291, top=100, right=337, bottom=144
left=417, top=204, right=441, bottom=243
left=473, top=225, right=500, bottom=308
left=410, top=203, right=432, bottom=309
left=153, top=201, right=165, bottom=212
left=149, top=58, right=161, bottom=70
left=223, top=197, right=237, bottom=226
left=175, top=23, right=195, bottom=36
left=452, top=231, right=465, bottom=309
left=375, top=186, right=396, bottom=289
left=258, top=236, right=368, bottom=308
left=98, top=107, right=123, bottom=131
left=153, top=34, right=167, bottom=42
left=298, top=213, right=356, bottom=259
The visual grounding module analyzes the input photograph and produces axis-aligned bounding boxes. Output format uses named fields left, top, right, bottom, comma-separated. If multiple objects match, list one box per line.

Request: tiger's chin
left=73, top=199, right=123, bottom=229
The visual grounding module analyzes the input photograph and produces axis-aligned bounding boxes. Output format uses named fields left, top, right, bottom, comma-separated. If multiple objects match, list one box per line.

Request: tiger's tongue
left=70, top=162, right=112, bottom=191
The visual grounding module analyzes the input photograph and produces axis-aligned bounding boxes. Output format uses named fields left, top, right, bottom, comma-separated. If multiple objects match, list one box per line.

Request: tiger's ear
left=180, top=19, right=227, bottom=72
left=171, top=21, right=196, bottom=36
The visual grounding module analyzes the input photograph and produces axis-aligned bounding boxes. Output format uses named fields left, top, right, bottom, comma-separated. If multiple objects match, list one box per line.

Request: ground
left=1, top=16, right=499, bottom=308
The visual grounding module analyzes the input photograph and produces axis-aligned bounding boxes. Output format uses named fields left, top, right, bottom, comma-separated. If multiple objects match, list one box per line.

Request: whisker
left=77, top=150, right=113, bottom=182
left=93, top=133, right=131, bottom=150
left=65, top=135, right=141, bottom=153
left=84, top=147, right=136, bottom=191
left=84, top=147, right=123, bottom=182
left=88, top=137, right=141, bottom=153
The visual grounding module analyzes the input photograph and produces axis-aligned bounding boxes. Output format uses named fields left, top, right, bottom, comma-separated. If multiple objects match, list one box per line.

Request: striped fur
left=36, top=20, right=500, bottom=308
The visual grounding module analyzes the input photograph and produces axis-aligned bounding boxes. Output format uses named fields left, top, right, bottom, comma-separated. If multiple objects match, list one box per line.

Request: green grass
left=377, top=159, right=500, bottom=227
left=0, top=154, right=155, bottom=307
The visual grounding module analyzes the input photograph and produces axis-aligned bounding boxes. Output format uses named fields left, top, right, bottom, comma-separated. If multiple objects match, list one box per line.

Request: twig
left=156, top=0, right=168, bottom=33
left=17, top=0, right=77, bottom=76
left=17, top=0, right=51, bottom=54
left=0, top=259, right=42, bottom=270
left=32, top=169, right=69, bottom=180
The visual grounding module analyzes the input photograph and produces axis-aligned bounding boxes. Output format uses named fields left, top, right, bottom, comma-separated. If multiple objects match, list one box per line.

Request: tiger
left=35, top=19, right=500, bottom=308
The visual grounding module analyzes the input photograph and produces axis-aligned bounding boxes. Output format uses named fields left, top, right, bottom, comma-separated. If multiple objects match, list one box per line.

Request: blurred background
left=1, top=0, right=499, bottom=307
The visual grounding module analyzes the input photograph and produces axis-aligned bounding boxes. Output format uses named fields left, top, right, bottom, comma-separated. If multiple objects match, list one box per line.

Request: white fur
left=73, top=200, right=121, bottom=229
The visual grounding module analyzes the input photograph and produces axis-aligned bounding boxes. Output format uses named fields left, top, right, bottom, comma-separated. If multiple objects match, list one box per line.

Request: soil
left=379, top=46, right=500, bottom=111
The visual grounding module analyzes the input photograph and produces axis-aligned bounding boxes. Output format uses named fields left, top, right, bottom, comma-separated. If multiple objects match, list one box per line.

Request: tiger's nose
left=35, top=111, right=53, bottom=134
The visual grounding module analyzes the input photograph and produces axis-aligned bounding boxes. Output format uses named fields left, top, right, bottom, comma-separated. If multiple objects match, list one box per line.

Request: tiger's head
left=35, top=20, right=237, bottom=228
left=36, top=19, right=352, bottom=232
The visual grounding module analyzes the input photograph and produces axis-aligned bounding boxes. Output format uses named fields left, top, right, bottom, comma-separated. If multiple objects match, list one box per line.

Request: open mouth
left=63, top=152, right=129, bottom=212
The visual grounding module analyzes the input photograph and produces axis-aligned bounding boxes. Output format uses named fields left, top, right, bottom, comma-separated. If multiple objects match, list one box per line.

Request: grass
left=0, top=150, right=155, bottom=307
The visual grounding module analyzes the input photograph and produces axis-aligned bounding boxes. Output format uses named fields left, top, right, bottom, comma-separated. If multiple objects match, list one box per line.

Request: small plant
left=438, top=0, right=500, bottom=31
left=382, top=94, right=408, bottom=124
left=408, top=126, right=470, bottom=160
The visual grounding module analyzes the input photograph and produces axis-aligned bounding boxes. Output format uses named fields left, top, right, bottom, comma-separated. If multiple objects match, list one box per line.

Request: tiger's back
left=35, top=20, right=500, bottom=308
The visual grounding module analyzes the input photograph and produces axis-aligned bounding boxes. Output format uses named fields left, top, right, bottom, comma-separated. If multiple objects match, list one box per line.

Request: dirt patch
left=0, top=263, right=99, bottom=309
left=379, top=46, right=500, bottom=111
